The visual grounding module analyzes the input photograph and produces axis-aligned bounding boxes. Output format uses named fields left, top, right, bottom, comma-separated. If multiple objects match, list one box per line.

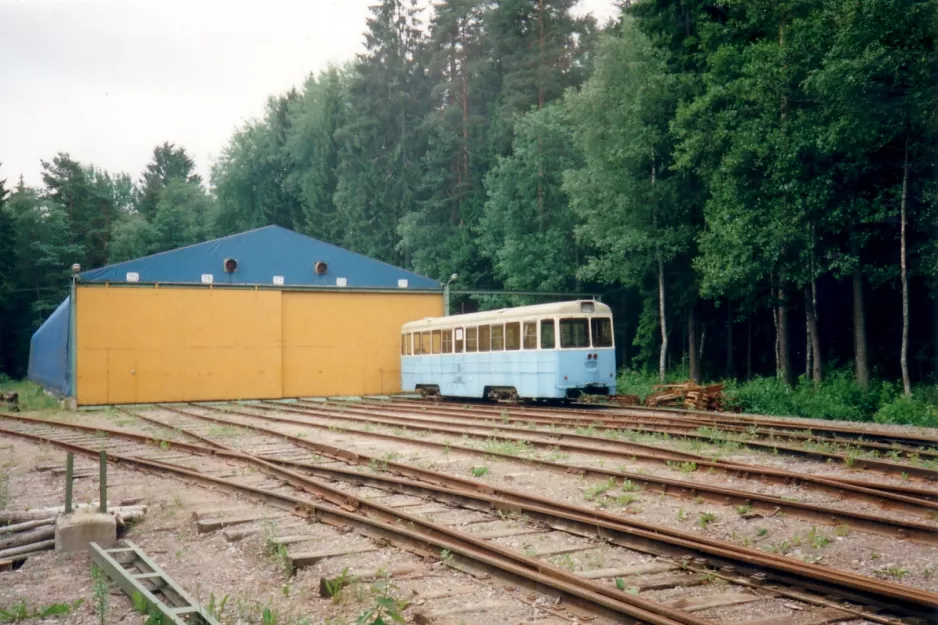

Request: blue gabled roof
left=80, top=225, right=441, bottom=290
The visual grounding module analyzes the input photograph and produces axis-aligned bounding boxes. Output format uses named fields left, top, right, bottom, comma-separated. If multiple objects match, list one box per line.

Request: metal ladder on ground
left=89, top=540, right=221, bottom=625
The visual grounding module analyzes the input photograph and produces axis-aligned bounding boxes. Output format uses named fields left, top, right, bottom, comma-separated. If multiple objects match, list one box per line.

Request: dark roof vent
left=314, top=261, right=328, bottom=275
left=224, top=258, right=238, bottom=273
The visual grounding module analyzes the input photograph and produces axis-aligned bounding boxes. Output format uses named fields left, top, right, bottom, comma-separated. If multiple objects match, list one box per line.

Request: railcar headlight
left=580, top=302, right=595, bottom=313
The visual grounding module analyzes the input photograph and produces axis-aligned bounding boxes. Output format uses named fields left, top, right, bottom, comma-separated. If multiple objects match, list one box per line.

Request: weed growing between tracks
left=0, top=599, right=83, bottom=622
left=91, top=564, right=109, bottom=625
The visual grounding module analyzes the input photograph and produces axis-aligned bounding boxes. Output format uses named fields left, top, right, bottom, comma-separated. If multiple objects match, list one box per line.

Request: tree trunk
left=746, top=313, right=752, bottom=380
left=851, top=237, right=869, bottom=390
left=537, top=0, right=545, bottom=110
left=652, top=156, right=666, bottom=383
left=657, top=256, right=668, bottom=384
left=688, top=303, right=700, bottom=383
left=900, top=137, right=911, bottom=396
left=777, top=287, right=792, bottom=386
left=725, top=300, right=734, bottom=378
left=805, top=285, right=822, bottom=385
left=0, top=525, right=54, bottom=551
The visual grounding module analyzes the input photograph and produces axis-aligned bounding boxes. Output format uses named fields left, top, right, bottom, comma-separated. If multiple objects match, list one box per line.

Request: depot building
left=28, top=226, right=442, bottom=405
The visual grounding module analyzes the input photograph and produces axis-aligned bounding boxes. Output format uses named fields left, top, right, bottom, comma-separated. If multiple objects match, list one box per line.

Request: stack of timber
left=643, top=382, right=725, bottom=411
left=0, top=504, right=146, bottom=569
left=581, top=394, right=640, bottom=406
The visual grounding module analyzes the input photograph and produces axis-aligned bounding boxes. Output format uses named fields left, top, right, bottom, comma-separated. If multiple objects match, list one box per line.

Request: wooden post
left=99, top=451, right=107, bottom=514
left=64, top=453, right=74, bottom=514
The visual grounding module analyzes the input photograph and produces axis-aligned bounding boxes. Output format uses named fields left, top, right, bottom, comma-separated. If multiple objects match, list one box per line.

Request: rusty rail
left=249, top=401, right=938, bottom=517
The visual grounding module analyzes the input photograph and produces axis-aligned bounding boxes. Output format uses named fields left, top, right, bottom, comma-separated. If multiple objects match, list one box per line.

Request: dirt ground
left=3, top=401, right=936, bottom=625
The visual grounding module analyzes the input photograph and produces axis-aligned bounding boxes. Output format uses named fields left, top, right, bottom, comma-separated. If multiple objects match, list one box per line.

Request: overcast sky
left=0, top=0, right=617, bottom=189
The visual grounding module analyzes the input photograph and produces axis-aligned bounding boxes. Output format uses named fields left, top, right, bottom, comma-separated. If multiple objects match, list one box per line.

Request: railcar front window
left=421, top=332, right=431, bottom=355
left=541, top=319, right=555, bottom=349
left=505, top=322, right=520, bottom=350
left=442, top=329, right=453, bottom=354
left=560, top=318, right=590, bottom=348
left=407, top=333, right=413, bottom=355
left=401, top=334, right=406, bottom=356
left=467, top=327, right=478, bottom=352
left=523, top=322, right=537, bottom=349
left=479, top=325, right=491, bottom=352
left=455, top=327, right=465, bottom=352
left=432, top=330, right=442, bottom=354
left=591, top=318, right=613, bottom=347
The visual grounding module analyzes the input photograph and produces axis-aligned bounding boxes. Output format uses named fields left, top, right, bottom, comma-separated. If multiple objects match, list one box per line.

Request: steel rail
left=386, top=397, right=938, bottom=450
left=125, top=405, right=935, bottom=623
left=369, top=398, right=938, bottom=503
left=323, top=401, right=938, bottom=487
left=0, top=413, right=709, bottom=625
left=610, top=407, right=938, bottom=449
left=257, top=401, right=938, bottom=518
left=194, top=402, right=938, bottom=545
left=362, top=399, right=938, bottom=461
left=309, top=400, right=938, bottom=482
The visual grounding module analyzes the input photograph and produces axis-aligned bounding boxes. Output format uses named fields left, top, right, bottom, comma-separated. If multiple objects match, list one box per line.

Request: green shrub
left=0, top=380, right=60, bottom=412
left=874, top=394, right=938, bottom=428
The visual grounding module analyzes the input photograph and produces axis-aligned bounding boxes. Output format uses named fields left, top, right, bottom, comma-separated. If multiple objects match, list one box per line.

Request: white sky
left=0, top=0, right=617, bottom=189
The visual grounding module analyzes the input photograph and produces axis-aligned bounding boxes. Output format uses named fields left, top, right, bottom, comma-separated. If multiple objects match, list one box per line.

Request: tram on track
left=400, top=300, right=616, bottom=401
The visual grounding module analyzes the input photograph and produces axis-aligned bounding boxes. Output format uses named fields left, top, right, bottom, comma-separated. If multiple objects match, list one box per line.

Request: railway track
left=3, top=408, right=937, bottom=624
left=230, top=400, right=938, bottom=531
left=332, top=399, right=938, bottom=501
left=387, top=397, right=938, bottom=452
left=369, top=398, right=938, bottom=466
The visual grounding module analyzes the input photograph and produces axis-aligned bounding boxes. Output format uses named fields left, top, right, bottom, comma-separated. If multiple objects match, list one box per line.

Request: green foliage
left=0, top=599, right=83, bottom=622
left=874, top=394, right=938, bottom=428
left=91, top=564, right=109, bottom=625
left=723, top=370, right=938, bottom=424
left=698, top=512, right=717, bottom=528
left=354, top=574, right=409, bottom=625
left=470, top=465, right=490, bottom=478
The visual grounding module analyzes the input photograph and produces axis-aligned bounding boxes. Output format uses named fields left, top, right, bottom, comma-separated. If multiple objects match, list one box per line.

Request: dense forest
left=1, top=0, right=936, bottom=419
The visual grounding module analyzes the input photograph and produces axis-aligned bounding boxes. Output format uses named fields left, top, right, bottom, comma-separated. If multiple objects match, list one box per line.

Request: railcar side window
left=505, top=322, right=520, bottom=350
left=560, top=318, right=590, bottom=348
left=432, top=330, right=442, bottom=354
left=442, top=329, right=453, bottom=353
left=421, top=331, right=431, bottom=355
left=467, top=327, right=478, bottom=352
left=523, top=322, right=537, bottom=349
left=540, top=319, right=555, bottom=349
left=401, top=334, right=406, bottom=355
left=591, top=318, right=613, bottom=347
left=479, top=325, right=491, bottom=352
left=491, top=325, right=505, bottom=350
left=407, top=333, right=413, bottom=355
left=455, top=327, right=465, bottom=352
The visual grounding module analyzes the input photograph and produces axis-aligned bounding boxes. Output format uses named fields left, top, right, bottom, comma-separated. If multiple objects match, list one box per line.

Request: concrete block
left=55, top=512, right=116, bottom=552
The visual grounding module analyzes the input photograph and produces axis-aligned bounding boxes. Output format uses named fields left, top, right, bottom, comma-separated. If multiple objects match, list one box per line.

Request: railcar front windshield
left=560, top=318, right=590, bottom=348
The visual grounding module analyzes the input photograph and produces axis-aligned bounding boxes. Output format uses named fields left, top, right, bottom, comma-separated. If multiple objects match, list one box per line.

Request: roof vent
left=314, top=261, right=328, bottom=275
left=223, top=258, right=238, bottom=273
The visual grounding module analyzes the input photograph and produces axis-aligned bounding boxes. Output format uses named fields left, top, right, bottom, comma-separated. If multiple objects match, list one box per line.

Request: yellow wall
left=75, top=285, right=441, bottom=405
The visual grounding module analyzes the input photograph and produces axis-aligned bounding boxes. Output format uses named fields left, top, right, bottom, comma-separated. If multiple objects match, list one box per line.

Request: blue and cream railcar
left=400, top=300, right=616, bottom=401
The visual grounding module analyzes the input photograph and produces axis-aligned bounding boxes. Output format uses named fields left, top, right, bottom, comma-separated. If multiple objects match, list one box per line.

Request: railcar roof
left=402, top=300, right=611, bottom=330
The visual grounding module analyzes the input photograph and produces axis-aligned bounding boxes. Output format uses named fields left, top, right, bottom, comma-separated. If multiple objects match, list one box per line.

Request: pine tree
left=138, top=142, right=200, bottom=220
left=333, top=0, right=432, bottom=263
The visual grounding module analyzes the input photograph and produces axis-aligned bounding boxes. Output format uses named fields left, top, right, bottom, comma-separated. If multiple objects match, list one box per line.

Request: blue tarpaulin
left=28, top=296, right=70, bottom=396
left=79, top=225, right=441, bottom=289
